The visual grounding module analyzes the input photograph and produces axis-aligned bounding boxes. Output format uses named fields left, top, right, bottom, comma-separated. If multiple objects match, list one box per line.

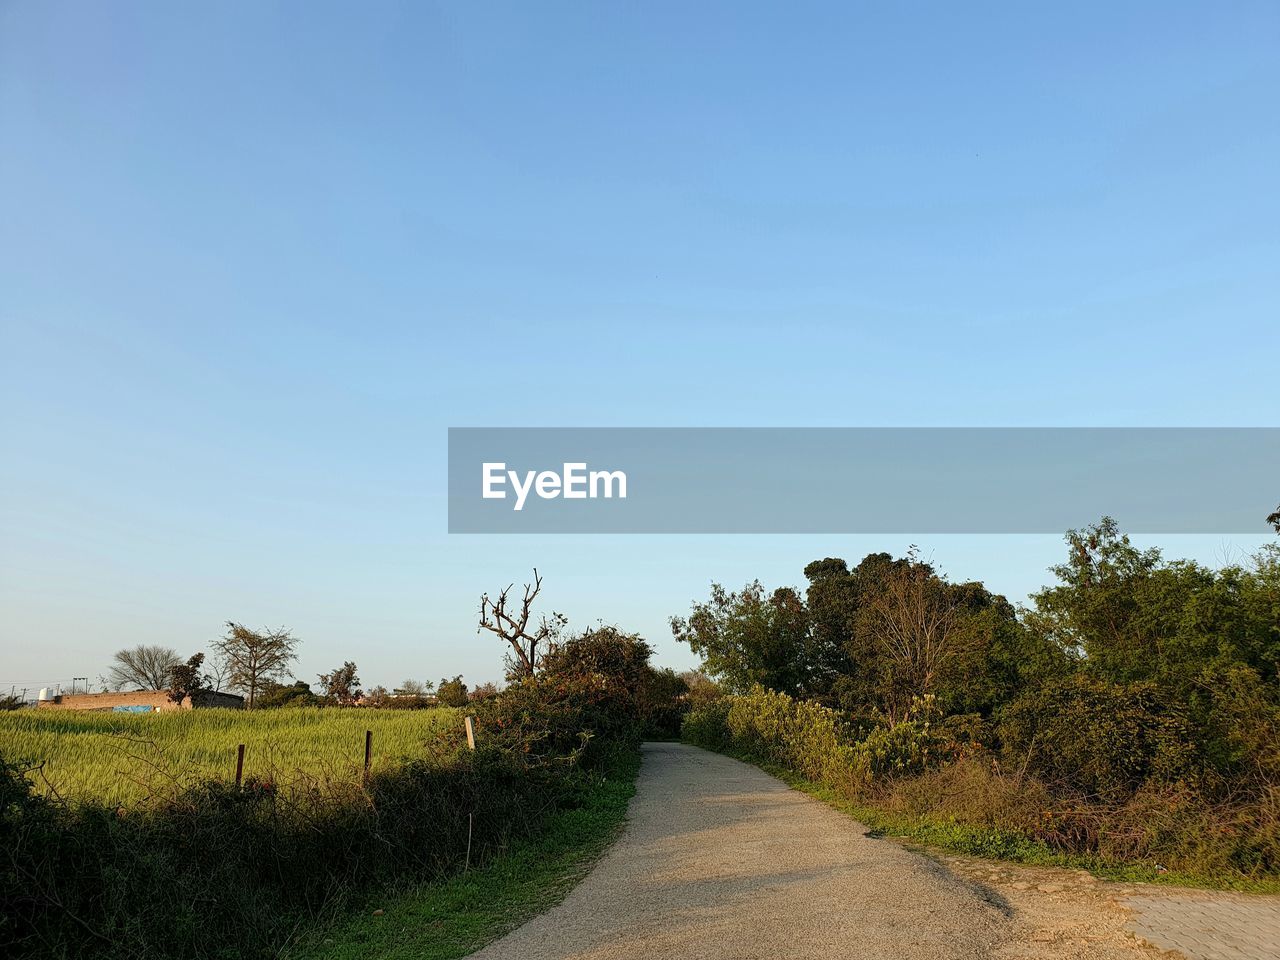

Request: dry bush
left=881, top=755, right=1051, bottom=835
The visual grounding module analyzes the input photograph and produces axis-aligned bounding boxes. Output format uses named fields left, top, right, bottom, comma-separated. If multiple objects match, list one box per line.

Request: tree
left=469, top=681, right=500, bottom=701
left=436, top=675, right=469, bottom=707
left=206, top=654, right=232, bottom=693
left=1029, top=519, right=1280, bottom=692
left=1269, top=505, right=1279, bottom=533
left=809, top=551, right=1054, bottom=721
left=799, top=557, right=859, bottom=693
left=167, top=653, right=210, bottom=704
left=212, top=623, right=299, bottom=708
left=393, top=679, right=433, bottom=697
left=805, top=552, right=924, bottom=710
left=317, top=661, right=362, bottom=705
left=479, top=569, right=566, bottom=678
left=107, top=644, right=181, bottom=691
left=671, top=581, right=815, bottom=695
left=856, top=551, right=968, bottom=725
left=255, top=680, right=320, bottom=709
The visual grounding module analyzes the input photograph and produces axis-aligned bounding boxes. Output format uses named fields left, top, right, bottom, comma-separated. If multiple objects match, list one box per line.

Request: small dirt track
left=473, top=742, right=1011, bottom=960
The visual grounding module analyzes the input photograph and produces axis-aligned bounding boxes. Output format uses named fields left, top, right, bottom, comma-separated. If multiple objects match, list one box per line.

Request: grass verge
left=706, top=746, right=1280, bottom=895
left=286, top=748, right=641, bottom=960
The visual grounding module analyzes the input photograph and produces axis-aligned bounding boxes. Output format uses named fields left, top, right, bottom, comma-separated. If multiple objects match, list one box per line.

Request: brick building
left=37, top=689, right=245, bottom=712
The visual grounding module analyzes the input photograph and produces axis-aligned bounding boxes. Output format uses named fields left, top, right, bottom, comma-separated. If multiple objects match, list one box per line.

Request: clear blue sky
left=2, top=2, right=1277, bottom=694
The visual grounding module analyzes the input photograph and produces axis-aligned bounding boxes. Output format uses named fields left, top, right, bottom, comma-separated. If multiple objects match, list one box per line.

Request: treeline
left=89, top=625, right=504, bottom=711
left=1, top=589, right=686, bottom=959
left=677, top=519, right=1279, bottom=882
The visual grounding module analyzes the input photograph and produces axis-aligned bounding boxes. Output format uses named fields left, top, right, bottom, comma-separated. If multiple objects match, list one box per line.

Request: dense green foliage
left=484, top=625, right=690, bottom=762
left=537, top=625, right=693, bottom=740
left=675, top=549, right=1068, bottom=722
left=678, top=521, right=1280, bottom=882
left=671, top=581, right=816, bottom=696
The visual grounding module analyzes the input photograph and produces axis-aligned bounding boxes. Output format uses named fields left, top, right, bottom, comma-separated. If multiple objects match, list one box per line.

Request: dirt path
left=473, top=743, right=1280, bottom=959
left=474, top=742, right=1145, bottom=960
left=936, top=854, right=1167, bottom=959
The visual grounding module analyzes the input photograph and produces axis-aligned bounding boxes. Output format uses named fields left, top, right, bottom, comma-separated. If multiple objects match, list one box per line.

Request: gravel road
left=473, top=742, right=1010, bottom=959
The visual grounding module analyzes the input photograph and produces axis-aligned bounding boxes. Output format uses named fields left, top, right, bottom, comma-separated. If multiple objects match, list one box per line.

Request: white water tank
left=38, top=687, right=50, bottom=701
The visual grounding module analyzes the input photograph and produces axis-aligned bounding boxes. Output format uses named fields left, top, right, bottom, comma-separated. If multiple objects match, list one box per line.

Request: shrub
left=531, top=626, right=688, bottom=744
left=681, top=699, right=731, bottom=750
left=436, top=676, right=470, bottom=707
left=698, top=687, right=869, bottom=790
left=476, top=674, right=644, bottom=769
left=1191, top=664, right=1280, bottom=787
left=856, top=719, right=940, bottom=778
left=998, top=675, right=1194, bottom=801
left=884, top=755, right=1051, bottom=836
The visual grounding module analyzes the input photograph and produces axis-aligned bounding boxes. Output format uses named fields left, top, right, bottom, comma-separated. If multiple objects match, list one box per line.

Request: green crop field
left=0, top=707, right=462, bottom=805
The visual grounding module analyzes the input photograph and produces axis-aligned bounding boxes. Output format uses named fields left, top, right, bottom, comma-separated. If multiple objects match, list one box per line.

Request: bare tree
left=861, top=555, right=965, bottom=726
left=206, top=653, right=232, bottom=693
left=478, top=569, right=566, bottom=678
left=107, top=644, right=181, bottom=691
left=212, top=623, right=299, bottom=708
left=393, top=678, right=433, bottom=697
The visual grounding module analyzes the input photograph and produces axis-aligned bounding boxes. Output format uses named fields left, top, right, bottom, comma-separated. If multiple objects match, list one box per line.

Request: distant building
left=36, top=689, right=244, bottom=712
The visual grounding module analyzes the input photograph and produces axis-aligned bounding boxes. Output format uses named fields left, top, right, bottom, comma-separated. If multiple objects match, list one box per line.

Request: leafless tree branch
left=478, top=569, right=564, bottom=678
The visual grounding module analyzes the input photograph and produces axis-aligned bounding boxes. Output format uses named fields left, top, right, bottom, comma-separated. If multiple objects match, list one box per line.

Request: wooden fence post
left=364, top=730, right=373, bottom=780
left=465, top=812, right=473, bottom=871
left=235, top=744, right=245, bottom=788
left=464, top=716, right=476, bottom=750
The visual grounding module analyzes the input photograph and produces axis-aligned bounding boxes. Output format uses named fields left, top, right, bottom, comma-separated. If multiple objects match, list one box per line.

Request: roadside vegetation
left=678, top=519, right=1280, bottom=888
left=287, top=749, right=640, bottom=960
left=1, top=574, right=682, bottom=960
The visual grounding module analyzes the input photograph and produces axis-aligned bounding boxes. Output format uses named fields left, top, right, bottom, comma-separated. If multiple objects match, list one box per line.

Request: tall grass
left=0, top=707, right=460, bottom=805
